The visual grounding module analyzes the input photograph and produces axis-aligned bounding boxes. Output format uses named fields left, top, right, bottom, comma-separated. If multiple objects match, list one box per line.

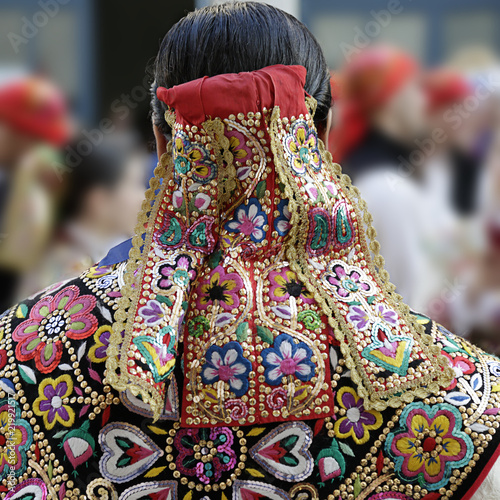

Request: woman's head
left=151, top=1, right=331, bottom=137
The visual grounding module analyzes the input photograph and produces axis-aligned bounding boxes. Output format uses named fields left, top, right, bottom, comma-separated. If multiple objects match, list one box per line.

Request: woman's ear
left=318, top=107, right=333, bottom=145
left=153, top=123, right=168, bottom=160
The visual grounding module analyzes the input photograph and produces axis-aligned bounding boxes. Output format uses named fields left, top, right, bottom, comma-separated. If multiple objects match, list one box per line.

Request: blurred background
left=0, top=0, right=499, bottom=353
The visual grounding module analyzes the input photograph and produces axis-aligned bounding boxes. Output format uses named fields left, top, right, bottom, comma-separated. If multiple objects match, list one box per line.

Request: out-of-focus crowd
left=329, top=44, right=500, bottom=355
left=0, top=43, right=499, bottom=353
left=0, top=76, right=150, bottom=312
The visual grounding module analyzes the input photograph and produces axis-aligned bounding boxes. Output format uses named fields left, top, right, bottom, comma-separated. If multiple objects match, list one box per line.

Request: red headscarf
left=0, top=76, right=72, bottom=147
left=329, top=46, right=419, bottom=163
left=421, top=68, right=472, bottom=112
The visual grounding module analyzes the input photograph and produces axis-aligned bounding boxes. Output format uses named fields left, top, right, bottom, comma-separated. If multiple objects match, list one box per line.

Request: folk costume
left=1, top=65, right=500, bottom=500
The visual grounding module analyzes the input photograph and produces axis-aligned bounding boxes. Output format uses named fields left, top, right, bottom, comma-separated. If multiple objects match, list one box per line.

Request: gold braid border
left=105, top=137, right=175, bottom=418
left=268, top=104, right=453, bottom=411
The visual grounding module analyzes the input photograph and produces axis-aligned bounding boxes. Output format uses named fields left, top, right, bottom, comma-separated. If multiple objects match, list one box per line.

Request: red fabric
left=0, top=76, right=71, bottom=147
left=329, top=46, right=418, bottom=162
left=157, top=64, right=309, bottom=127
left=422, top=69, right=472, bottom=112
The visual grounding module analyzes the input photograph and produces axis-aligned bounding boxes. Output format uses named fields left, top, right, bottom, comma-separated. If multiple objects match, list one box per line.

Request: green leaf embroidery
left=236, top=322, right=249, bottom=342
left=256, top=325, right=274, bottom=344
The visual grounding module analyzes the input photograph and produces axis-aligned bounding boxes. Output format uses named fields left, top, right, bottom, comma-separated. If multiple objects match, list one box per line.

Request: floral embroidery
left=157, top=254, right=196, bottom=292
left=33, top=374, right=75, bottom=430
left=174, top=426, right=237, bottom=484
left=12, top=285, right=97, bottom=374
left=346, top=305, right=370, bottom=331
left=201, top=342, right=252, bottom=397
left=269, top=267, right=313, bottom=304
left=274, top=199, right=291, bottom=236
left=0, top=398, right=33, bottom=479
left=284, top=120, right=322, bottom=175
left=173, top=131, right=215, bottom=184
left=323, top=262, right=374, bottom=302
left=224, top=198, right=268, bottom=243
left=386, top=402, right=473, bottom=491
left=197, top=266, right=243, bottom=312
left=226, top=130, right=251, bottom=162
left=261, top=333, right=315, bottom=385
left=347, top=303, right=398, bottom=331
left=443, top=352, right=475, bottom=390
left=334, top=386, right=383, bottom=445
left=88, top=325, right=113, bottom=363
left=138, top=299, right=164, bottom=326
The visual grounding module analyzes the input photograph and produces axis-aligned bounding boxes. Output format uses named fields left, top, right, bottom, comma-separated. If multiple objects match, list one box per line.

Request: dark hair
left=151, top=1, right=331, bottom=136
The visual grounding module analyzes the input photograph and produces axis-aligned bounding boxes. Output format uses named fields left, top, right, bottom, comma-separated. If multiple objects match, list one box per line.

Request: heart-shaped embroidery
left=4, top=479, right=48, bottom=500
left=119, top=481, right=177, bottom=500
left=249, top=422, right=313, bottom=482
left=362, top=323, right=414, bottom=376
left=233, top=480, right=290, bottom=500
left=99, top=422, right=163, bottom=483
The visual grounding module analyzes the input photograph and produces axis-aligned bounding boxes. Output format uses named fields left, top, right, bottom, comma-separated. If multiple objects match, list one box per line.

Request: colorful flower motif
left=443, top=352, right=475, bottom=390
left=224, top=198, right=268, bottom=243
left=193, top=193, right=211, bottom=211
left=173, top=131, right=216, bottom=184
left=346, top=305, right=370, bottom=331
left=88, top=325, right=113, bottom=363
left=226, top=130, right=252, bottom=163
left=274, top=199, right=291, bottom=237
left=201, top=342, right=252, bottom=397
left=374, top=303, right=398, bottom=325
left=138, top=299, right=164, bottom=326
left=346, top=303, right=398, bottom=331
left=33, top=374, right=75, bottom=430
left=12, top=285, right=97, bottom=374
left=323, top=262, right=374, bottom=302
left=0, top=398, right=33, bottom=479
left=174, top=426, right=237, bottom=484
left=269, top=267, right=313, bottom=304
left=334, top=386, right=383, bottom=445
left=386, top=402, right=473, bottom=491
left=261, top=333, right=315, bottom=385
left=284, top=120, right=322, bottom=175
left=197, top=266, right=243, bottom=312
left=157, top=255, right=196, bottom=292
left=86, top=264, right=115, bottom=279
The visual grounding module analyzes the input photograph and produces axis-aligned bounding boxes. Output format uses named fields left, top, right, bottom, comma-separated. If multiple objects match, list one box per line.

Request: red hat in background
left=422, top=68, right=472, bottom=112
left=0, top=76, right=72, bottom=147
left=329, top=45, right=419, bottom=163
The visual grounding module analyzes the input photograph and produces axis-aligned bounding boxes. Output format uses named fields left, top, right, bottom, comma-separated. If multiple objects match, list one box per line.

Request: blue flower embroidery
left=201, top=342, right=252, bottom=397
left=225, top=198, right=268, bottom=243
left=261, top=333, right=315, bottom=385
left=274, top=199, right=291, bottom=237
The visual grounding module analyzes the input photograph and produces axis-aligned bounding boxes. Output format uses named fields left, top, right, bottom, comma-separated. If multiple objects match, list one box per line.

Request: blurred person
left=0, top=76, right=72, bottom=312
left=329, top=45, right=430, bottom=310
left=18, top=136, right=148, bottom=296
left=449, top=98, right=500, bottom=354
left=1, top=4, right=500, bottom=500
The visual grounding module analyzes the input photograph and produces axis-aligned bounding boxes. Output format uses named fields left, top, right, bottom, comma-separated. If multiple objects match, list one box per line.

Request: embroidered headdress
left=105, top=64, right=453, bottom=422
